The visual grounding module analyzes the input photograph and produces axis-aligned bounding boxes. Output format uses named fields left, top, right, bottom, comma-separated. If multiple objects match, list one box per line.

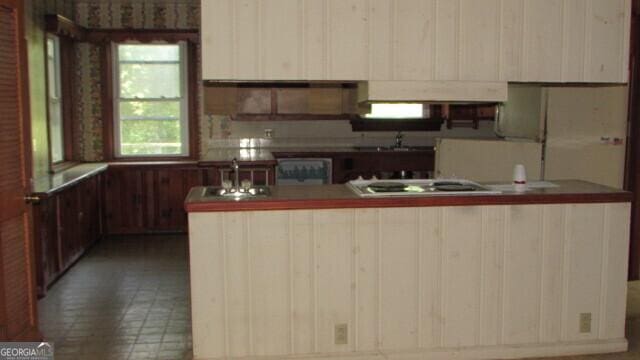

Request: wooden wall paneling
left=564, top=204, right=605, bottom=342
left=522, top=0, right=565, bottom=81
left=189, top=212, right=226, bottom=359
left=315, top=210, right=354, bottom=352
left=201, top=0, right=234, bottom=79
left=499, top=0, right=525, bottom=81
left=290, top=210, right=314, bottom=354
left=502, top=205, right=543, bottom=345
left=354, top=209, right=379, bottom=351
left=392, top=0, right=435, bottom=80
left=477, top=206, right=505, bottom=346
left=434, top=0, right=460, bottom=80
left=459, top=0, right=500, bottom=81
left=234, top=0, right=260, bottom=80
left=418, top=207, right=443, bottom=348
left=600, top=203, right=631, bottom=339
left=250, top=212, right=291, bottom=355
left=261, top=0, right=301, bottom=79
left=539, top=204, right=566, bottom=343
left=562, top=0, right=588, bottom=81
left=367, top=0, right=392, bottom=80
left=189, top=203, right=631, bottom=358
left=223, top=211, right=251, bottom=356
left=588, top=0, right=630, bottom=82
left=379, top=208, right=419, bottom=349
left=441, top=206, right=482, bottom=347
left=302, top=0, right=326, bottom=80
left=326, top=0, right=368, bottom=80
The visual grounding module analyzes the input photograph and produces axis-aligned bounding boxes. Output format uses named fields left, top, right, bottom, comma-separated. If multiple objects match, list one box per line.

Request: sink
left=204, top=186, right=271, bottom=198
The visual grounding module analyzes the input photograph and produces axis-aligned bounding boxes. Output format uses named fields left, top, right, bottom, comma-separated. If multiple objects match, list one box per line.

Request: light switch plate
left=579, top=313, right=592, bottom=333
left=335, top=323, right=348, bottom=345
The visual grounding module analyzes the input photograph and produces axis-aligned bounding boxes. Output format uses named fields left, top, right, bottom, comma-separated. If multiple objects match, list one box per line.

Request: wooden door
left=0, top=0, right=39, bottom=340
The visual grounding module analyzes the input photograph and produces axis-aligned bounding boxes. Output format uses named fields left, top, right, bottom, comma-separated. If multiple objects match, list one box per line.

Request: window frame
left=112, top=41, right=190, bottom=158
left=45, top=33, right=76, bottom=172
left=101, top=32, right=199, bottom=161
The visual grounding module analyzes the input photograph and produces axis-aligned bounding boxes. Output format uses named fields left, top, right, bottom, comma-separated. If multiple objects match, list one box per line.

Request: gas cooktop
left=347, top=179, right=501, bottom=197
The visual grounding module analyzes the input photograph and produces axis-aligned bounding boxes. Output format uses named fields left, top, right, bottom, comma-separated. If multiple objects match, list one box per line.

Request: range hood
left=357, top=81, right=508, bottom=103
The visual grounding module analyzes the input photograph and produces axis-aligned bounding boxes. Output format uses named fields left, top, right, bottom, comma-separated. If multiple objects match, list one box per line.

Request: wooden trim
left=185, top=192, right=633, bottom=213
left=60, top=37, right=75, bottom=162
left=101, top=42, right=114, bottom=160
left=102, top=34, right=199, bottom=161
left=187, top=42, right=200, bottom=159
left=13, top=0, right=40, bottom=340
left=44, top=14, right=86, bottom=40
left=625, top=0, right=640, bottom=280
left=86, top=29, right=199, bottom=44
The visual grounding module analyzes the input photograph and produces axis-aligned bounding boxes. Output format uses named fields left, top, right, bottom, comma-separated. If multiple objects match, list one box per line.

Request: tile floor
left=39, top=235, right=640, bottom=360
left=39, top=235, right=192, bottom=360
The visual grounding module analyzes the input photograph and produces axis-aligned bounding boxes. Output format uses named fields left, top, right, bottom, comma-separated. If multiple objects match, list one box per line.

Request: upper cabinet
left=201, top=0, right=630, bottom=83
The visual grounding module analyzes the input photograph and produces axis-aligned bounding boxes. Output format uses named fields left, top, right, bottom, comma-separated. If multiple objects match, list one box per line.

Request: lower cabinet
left=33, top=173, right=103, bottom=297
left=104, top=165, right=206, bottom=234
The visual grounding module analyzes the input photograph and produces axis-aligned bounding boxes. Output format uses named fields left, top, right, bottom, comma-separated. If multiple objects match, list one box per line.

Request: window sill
left=50, top=161, right=80, bottom=174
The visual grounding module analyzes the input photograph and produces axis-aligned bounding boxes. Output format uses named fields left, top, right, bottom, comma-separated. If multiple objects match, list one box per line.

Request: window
left=46, top=35, right=64, bottom=163
left=365, top=103, right=427, bottom=119
left=113, top=42, right=189, bottom=157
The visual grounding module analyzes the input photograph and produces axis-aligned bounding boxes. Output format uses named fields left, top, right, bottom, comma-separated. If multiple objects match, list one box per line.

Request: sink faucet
left=395, top=131, right=404, bottom=148
left=231, top=158, right=240, bottom=191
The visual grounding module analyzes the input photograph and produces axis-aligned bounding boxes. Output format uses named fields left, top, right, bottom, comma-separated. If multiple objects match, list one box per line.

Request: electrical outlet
left=579, top=313, right=592, bottom=333
left=335, top=323, right=348, bottom=345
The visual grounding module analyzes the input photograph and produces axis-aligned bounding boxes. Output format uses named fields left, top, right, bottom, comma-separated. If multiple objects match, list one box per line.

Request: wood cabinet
left=202, top=0, right=630, bottom=83
left=33, top=173, right=103, bottom=297
left=104, top=165, right=206, bottom=234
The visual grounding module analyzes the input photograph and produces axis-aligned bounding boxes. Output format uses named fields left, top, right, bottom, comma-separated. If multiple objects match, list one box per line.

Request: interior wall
left=24, top=0, right=75, bottom=179
left=205, top=115, right=499, bottom=147
left=72, top=0, right=201, bottom=161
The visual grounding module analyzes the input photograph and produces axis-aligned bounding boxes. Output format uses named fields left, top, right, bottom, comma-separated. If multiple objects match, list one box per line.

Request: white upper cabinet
left=201, top=0, right=630, bottom=83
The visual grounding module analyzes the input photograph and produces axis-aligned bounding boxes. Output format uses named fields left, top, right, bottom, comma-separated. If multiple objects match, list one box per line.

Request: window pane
left=119, top=63, right=180, bottom=98
left=49, top=101, right=64, bottom=163
left=120, top=120, right=182, bottom=155
left=119, top=101, right=180, bottom=120
left=118, top=44, right=180, bottom=62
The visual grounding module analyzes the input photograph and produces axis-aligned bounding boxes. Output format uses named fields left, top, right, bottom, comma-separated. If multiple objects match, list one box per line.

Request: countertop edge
left=32, top=163, right=109, bottom=197
left=185, top=190, right=632, bottom=213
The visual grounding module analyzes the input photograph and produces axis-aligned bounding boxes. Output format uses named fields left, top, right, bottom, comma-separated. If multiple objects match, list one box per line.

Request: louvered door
left=0, top=0, right=39, bottom=340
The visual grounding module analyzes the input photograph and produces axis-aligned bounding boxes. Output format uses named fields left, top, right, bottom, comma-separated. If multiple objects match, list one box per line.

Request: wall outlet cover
left=335, top=323, right=348, bottom=345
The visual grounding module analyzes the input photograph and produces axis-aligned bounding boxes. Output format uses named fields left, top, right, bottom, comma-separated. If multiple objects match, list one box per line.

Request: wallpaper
left=72, top=1, right=201, bottom=161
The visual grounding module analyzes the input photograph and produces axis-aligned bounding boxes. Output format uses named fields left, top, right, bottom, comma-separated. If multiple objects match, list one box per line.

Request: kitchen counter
left=32, top=163, right=108, bottom=196
left=187, top=179, right=631, bottom=360
left=184, top=179, right=630, bottom=212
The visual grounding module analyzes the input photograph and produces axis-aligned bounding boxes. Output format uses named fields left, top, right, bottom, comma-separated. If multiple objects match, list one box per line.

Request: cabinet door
left=58, top=185, right=81, bottom=269
left=104, top=168, right=145, bottom=234
left=32, top=198, right=59, bottom=297
left=154, top=168, right=205, bottom=232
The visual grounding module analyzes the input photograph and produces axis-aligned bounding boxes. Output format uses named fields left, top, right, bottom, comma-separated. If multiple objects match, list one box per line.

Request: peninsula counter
left=186, top=180, right=631, bottom=360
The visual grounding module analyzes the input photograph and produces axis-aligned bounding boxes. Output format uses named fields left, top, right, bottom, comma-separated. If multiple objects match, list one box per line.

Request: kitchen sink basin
left=204, top=186, right=271, bottom=198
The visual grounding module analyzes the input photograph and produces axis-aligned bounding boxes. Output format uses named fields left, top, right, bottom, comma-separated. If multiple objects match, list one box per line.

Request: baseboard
left=194, top=338, right=628, bottom=360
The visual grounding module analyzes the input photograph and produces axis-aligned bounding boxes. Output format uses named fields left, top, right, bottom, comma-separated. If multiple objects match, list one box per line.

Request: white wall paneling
left=189, top=202, right=630, bottom=359
left=201, top=0, right=630, bottom=82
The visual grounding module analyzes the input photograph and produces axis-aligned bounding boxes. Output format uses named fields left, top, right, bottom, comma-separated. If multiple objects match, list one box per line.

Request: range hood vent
left=357, top=81, right=508, bottom=103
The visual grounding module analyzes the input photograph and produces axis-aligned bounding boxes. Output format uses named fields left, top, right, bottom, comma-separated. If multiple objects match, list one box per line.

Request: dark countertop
left=184, top=180, right=632, bottom=212
left=32, top=163, right=108, bottom=197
